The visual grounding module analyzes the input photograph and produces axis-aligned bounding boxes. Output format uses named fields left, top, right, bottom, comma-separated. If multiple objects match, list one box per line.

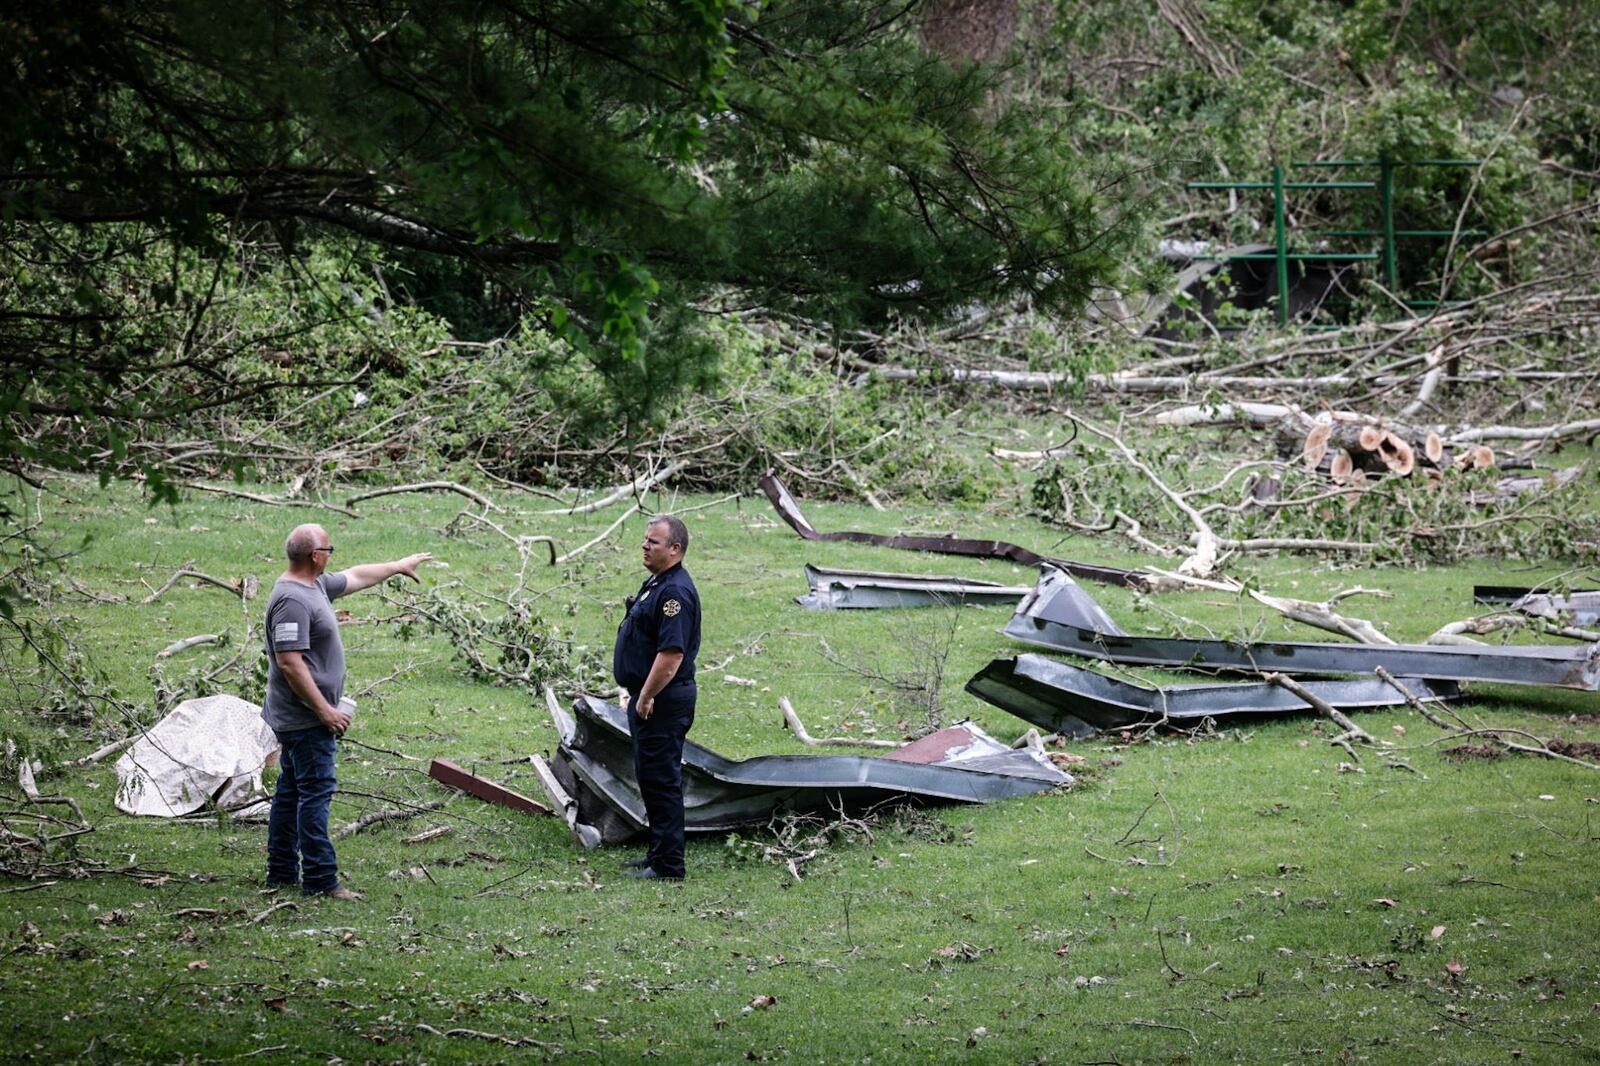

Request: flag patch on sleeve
left=273, top=622, right=300, bottom=644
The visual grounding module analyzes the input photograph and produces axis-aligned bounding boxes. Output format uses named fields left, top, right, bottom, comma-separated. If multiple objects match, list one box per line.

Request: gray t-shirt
left=262, top=573, right=349, bottom=733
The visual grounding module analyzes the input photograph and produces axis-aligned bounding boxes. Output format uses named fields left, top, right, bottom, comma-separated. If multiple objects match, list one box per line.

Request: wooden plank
left=427, top=758, right=552, bottom=817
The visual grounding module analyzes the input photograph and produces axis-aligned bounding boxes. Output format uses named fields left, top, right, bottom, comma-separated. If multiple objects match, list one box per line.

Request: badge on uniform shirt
left=663, top=599, right=681, bottom=617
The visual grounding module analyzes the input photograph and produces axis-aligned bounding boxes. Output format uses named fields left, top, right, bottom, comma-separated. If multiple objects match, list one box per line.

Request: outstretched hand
left=394, top=552, right=433, bottom=582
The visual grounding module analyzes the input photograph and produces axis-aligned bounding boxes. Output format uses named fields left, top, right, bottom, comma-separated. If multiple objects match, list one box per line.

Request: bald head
left=285, top=524, right=327, bottom=564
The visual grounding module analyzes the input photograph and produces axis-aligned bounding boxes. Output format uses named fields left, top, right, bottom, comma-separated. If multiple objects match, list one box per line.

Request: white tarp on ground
left=114, top=694, right=279, bottom=817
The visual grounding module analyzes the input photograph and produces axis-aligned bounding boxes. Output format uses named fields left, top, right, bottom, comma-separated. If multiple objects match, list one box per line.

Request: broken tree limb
left=401, top=825, right=453, bottom=846
left=1446, top=418, right=1600, bottom=446
left=1072, top=415, right=1220, bottom=578
left=552, top=503, right=639, bottom=565
left=1375, top=666, right=1463, bottom=731
left=1196, top=534, right=1385, bottom=554
left=181, top=481, right=361, bottom=519
left=779, top=697, right=900, bottom=749
left=141, top=564, right=256, bottom=604
left=64, top=735, right=140, bottom=769
left=346, top=481, right=496, bottom=511
left=1144, top=568, right=1393, bottom=644
left=1247, top=590, right=1395, bottom=645
left=1265, top=672, right=1374, bottom=755
left=333, top=797, right=450, bottom=840
left=156, top=634, right=222, bottom=659
left=448, top=510, right=558, bottom=565
left=1399, top=341, right=1447, bottom=419
left=1427, top=612, right=1529, bottom=646
left=866, top=366, right=1593, bottom=392
left=538, top=460, right=686, bottom=516
left=1425, top=728, right=1600, bottom=771
left=1155, top=401, right=1348, bottom=429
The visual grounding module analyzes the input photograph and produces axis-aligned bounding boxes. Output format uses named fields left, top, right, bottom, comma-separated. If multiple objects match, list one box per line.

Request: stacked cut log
left=1276, top=412, right=1487, bottom=482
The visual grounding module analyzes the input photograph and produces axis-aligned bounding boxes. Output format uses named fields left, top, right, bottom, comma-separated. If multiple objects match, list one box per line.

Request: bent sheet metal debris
left=967, top=654, right=1460, bottom=738
left=795, top=564, right=1033, bottom=610
left=1473, top=586, right=1600, bottom=626
left=530, top=690, right=1070, bottom=848
left=1003, top=567, right=1600, bottom=689
left=758, top=470, right=1150, bottom=590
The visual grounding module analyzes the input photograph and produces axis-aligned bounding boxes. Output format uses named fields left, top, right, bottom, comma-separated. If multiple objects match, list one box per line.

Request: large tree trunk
left=921, top=0, right=1019, bottom=63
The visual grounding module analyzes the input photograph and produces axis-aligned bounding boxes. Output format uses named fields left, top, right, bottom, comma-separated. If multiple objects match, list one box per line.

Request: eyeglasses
left=312, top=546, right=335, bottom=555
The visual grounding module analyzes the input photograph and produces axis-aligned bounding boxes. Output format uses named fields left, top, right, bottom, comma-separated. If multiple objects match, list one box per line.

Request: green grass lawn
left=3, top=475, right=1598, bottom=1064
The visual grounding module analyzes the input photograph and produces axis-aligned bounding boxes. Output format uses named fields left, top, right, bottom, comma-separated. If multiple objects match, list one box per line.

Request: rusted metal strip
left=796, top=564, right=1032, bottom=610
left=967, top=653, right=1460, bottom=738
left=759, top=470, right=1151, bottom=590
left=428, top=758, right=552, bottom=816
left=1004, top=568, right=1600, bottom=690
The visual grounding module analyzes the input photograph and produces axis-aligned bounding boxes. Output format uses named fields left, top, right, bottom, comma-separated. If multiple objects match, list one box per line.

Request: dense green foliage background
left=4, top=0, right=1597, bottom=502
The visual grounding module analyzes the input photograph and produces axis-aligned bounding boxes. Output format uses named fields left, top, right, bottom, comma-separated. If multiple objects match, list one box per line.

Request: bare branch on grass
left=140, top=563, right=257, bottom=604
left=780, top=697, right=899, bottom=748
left=334, top=797, right=450, bottom=840
left=346, top=481, right=496, bottom=511
left=538, top=460, right=685, bottom=516
left=1265, top=672, right=1374, bottom=757
left=553, top=504, right=639, bottom=565
left=155, top=634, right=221, bottom=658
left=181, top=481, right=360, bottom=518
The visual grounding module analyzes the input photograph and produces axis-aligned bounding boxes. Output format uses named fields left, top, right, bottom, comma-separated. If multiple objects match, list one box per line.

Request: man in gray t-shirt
left=262, top=523, right=430, bottom=900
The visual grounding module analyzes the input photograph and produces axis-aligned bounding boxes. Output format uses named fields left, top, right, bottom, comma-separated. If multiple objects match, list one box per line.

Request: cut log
left=1329, top=449, right=1355, bottom=481
left=1455, top=445, right=1497, bottom=470
left=1303, top=422, right=1332, bottom=467
left=1375, top=432, right=1414, bottom=476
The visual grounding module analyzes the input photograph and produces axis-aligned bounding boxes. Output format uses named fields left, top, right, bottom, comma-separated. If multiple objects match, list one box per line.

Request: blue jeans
left=629, top=686, right=696, bottom=878
left=266, top=726, right=341, bottom=894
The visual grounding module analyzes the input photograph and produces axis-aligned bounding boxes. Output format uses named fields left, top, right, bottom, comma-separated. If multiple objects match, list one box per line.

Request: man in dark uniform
left=612, top=514, right=701, bottom=880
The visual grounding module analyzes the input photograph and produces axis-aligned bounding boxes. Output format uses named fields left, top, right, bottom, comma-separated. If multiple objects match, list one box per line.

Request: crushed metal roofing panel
left=1003, top=568, right=1600, bottom=690
left=796, top=564, right=1033, bottom=610
left=536, top=693, right=1070, bottom=848
left=967, top=654, right=1460, bottom=738
left=759, top=470, right=1151, bottom=590
left=1474, top=586, right=1600, bottom=626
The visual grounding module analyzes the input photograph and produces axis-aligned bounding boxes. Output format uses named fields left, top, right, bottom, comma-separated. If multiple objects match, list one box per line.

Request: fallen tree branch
left=538, top=460, right=686, bottom=516
left=181, top=481, right=361, bottom=518
left=1073, top=414, right=1220, bottom=578
left=1424, top=728, right=1600, bottom=771
left=414, top=1024, right=563, bottom=1052
left=1146, top=568, right=1394, bottom=644
left=140, top=563, right=256, bottom=604
left=156, top=634, right=222, bottom=659
left=447, top=511, right=557, bottom=565
left=552, top=504, right=639, bottom=565
left=1265, top=672, right=1374, bottom=756
left=1445, top=418, right=1600, bottom=446
left=333, top=797, right=450, bottom=840
left=1375, top=665, right=1465, bottom=731
left=780, top=697, right=899, bottom=748
left=346, top=481, right=496, bottom=511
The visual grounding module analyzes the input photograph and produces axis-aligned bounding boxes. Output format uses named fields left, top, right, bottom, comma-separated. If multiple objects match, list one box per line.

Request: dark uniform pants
left=628, top=685, right=695, bottom=878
